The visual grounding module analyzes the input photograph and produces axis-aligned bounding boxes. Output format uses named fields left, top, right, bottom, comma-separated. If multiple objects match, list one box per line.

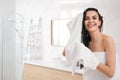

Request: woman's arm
left=97, top=36, right=116, bottom=78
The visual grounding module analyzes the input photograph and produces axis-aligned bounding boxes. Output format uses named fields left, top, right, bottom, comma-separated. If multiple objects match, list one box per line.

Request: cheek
left=84, top=21, right=88, bottom=26
left=98, top=21, right=101, bottom=26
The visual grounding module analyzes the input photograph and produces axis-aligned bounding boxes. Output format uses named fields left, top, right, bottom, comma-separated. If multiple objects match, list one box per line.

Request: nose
left=88, top=18, right=93, bottom=22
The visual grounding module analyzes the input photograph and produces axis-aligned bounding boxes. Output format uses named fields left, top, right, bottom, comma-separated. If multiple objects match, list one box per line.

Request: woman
left=81, top=7, right=116, bottom=80
left=63, top=8, right=117, bottom=80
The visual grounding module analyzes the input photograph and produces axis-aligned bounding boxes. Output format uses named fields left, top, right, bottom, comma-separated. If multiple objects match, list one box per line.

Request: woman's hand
left=62, top=48, right=66, bottom=56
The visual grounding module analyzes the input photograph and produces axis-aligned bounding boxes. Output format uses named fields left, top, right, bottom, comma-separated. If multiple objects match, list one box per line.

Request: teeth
left=88, top=24, right=95, bottom=27
left=88, top=25, right=93, bottom=27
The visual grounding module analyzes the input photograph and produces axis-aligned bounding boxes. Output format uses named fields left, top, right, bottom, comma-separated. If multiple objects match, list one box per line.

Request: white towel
left=75, top=41, right=99, bottom=70
left=65, top=13, right=99, bottom=74
left=65, top=13, right=82, bottom=63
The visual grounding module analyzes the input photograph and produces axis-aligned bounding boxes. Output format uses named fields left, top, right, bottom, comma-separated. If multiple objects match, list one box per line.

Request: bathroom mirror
left=51, top=18, right=71, bottom=46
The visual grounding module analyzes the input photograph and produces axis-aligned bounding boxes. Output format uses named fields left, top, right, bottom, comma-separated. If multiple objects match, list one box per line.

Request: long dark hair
left=81, top=8, right=103, bottom=47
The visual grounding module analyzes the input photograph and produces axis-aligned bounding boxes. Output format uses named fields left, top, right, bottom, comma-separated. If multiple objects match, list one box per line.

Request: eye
left=85, top=16, right=89, bottom=20
left=92, top=16, right=97, bottom=20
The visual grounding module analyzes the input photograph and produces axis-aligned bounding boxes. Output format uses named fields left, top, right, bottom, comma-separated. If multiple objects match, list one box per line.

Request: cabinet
left=23, top=64, right=83, bottom=80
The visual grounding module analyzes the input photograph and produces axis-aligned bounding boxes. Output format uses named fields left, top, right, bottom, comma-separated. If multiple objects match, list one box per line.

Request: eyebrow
left=86, top=15, right=97, bottom=17
left=92, top=15, right=97, bottom=17
left=85, top=15, right=98, bottom=19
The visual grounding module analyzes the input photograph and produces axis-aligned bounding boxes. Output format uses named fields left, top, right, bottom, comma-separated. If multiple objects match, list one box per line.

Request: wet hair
left=81, top=8, right=103, bottom=47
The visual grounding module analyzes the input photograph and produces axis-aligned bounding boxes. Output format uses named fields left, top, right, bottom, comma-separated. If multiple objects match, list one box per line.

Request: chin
left=87, top=28, right=96, bottom=32
left=87, top=27, right=98, bottom=32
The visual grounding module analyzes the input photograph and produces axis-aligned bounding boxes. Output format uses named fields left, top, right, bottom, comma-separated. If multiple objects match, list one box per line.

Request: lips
left=87, top=23, right=96, bottom=28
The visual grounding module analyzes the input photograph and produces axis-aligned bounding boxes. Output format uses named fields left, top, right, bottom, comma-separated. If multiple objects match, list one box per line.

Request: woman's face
left=84, top=11, right=101, bottom=32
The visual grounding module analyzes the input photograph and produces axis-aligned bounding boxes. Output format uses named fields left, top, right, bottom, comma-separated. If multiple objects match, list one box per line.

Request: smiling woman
left=62, top=7, right=120, bottom=80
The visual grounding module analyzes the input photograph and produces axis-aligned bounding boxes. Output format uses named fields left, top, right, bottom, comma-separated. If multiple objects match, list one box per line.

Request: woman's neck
left=90, top=30, right=103, bottom=42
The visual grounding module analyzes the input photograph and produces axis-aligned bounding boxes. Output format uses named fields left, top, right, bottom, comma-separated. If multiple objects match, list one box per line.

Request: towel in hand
left=65, top=13, right=99, bottom=74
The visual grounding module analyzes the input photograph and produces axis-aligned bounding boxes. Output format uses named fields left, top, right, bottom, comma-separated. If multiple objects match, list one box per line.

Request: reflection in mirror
left=51, top=18, right=71, bottom=46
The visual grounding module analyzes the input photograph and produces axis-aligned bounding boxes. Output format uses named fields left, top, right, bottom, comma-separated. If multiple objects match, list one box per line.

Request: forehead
left=86, top=11, right=98, bottom=17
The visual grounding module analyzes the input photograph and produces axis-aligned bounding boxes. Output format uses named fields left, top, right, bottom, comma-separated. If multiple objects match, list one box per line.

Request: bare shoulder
left=102, top=34, right=115, bottom=51
left=102, top=34, right=114, bottom=44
